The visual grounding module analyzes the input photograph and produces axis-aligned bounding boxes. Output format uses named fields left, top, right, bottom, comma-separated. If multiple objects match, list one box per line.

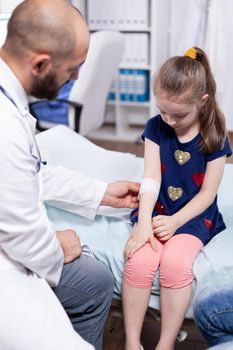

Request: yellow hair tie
left=184, top=47, right=196, bottom=59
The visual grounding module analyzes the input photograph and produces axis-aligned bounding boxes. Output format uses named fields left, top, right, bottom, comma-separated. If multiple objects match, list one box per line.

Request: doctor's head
left=1, top=0, right=89, bottom=99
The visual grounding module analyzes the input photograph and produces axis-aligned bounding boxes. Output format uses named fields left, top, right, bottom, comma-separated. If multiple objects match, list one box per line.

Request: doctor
left=0, top=1, right=140, bottom=350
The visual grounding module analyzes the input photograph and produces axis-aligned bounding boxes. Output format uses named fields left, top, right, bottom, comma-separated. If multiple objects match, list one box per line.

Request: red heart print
left=154, top=202, right=165, bottom=215
left=131, top=209, right=139, bottom=218
left=192, top=172, right=205, bottom=187
left=204, top=218, right=213, bottom=231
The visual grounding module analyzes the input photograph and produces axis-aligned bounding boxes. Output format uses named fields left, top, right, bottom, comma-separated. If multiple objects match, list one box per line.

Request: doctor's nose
left=70, top=71, right=79, bottom=80
left=70, top=65, right=83, bottom=81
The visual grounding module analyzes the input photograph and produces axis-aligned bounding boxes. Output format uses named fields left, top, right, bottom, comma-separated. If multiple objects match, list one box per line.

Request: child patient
left=122, top=47, right=232, bottom=350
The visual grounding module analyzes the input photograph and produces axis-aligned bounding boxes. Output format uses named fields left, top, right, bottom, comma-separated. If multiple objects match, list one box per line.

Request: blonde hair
left=153, top=47, right=228, bottom=154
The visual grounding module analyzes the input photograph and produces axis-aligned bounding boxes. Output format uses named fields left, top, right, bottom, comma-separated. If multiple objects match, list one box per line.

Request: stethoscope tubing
left=0, top=84, right=47, bottom=169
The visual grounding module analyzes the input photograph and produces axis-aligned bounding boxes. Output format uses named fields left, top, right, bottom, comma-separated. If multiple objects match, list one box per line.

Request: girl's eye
left=175, top=114, right=187, bottom=118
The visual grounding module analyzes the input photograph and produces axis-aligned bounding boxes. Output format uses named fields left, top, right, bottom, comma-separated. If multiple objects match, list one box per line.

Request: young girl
left=122, top=47, right=232, bottom=350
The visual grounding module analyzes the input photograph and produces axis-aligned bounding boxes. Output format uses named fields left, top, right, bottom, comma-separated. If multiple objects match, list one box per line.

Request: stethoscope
left=0, top=84, right=47, bottom=171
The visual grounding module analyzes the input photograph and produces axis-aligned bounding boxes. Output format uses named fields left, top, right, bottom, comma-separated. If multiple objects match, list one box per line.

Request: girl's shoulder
left=142, top=114, right=171, bottom=144
left=142, top=115, right=162, bottom=143
left=146, top=114, right=162, bottom=125
left=144, top=114, right=169, bottom=133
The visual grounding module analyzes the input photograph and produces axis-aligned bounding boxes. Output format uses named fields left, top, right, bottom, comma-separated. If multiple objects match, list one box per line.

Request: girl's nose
left=165, top=115, right=176, bottom=126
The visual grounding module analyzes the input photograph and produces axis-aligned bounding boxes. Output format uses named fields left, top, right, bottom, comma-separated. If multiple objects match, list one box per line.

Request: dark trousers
left=53, top=253, right=114, bottom=350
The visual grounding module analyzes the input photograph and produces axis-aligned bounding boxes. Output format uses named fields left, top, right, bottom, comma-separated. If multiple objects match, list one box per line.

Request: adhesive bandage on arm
left=139, top=178, right=160, bottom=200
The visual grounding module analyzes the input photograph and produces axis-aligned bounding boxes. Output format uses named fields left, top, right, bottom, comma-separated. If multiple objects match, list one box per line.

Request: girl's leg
left=157, top=284, right=192, bottom=350
left=122, top=240, right=163, bottom=350
left=156, top=234, right=203, bottom=350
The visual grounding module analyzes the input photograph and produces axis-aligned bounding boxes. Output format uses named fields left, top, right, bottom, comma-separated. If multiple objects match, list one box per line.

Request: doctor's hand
left=101, top=181, right=140, bottom=208
left=56, top=229, right=82, bottom=264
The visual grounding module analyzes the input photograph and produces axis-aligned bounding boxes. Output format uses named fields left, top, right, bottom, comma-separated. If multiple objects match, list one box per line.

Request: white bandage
left=139, top=178, right=160, bottom=200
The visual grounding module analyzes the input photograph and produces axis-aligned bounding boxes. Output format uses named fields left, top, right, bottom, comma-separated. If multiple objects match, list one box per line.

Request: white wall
left=71, top=0, right=86, bottom=17
left=0, top=0, right=23, bottom=12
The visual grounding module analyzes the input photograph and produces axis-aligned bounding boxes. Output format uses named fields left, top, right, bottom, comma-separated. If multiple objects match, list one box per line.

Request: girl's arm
left=138, top=139, right=161, bottom=225
left=153, top=156, right=226, bottom=240
left=124, top=138, right=161, bottom=258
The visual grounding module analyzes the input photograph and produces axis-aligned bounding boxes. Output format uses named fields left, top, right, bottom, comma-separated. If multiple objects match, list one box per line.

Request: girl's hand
left=152, top=215, right=178, bottom=241
left=124, top=222, right=157, bottom=259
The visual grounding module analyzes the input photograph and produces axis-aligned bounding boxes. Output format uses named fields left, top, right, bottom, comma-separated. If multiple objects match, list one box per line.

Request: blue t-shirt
left=131, top=115, right=232, bottom=245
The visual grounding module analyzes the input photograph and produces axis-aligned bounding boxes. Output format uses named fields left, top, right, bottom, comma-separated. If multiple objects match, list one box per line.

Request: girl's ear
left=201, top=94, right=209, bottom=104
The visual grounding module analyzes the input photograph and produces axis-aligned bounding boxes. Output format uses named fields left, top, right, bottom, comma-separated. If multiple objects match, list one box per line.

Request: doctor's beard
left=29, top=69, right=62, bottom=100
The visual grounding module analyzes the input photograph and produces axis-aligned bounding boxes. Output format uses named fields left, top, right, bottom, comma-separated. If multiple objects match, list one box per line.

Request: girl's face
left=156, top=93, right=200, bottom=134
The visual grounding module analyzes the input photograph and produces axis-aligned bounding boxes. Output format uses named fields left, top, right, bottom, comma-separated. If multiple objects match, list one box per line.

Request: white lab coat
left=0, top=58, right=107, bottom=349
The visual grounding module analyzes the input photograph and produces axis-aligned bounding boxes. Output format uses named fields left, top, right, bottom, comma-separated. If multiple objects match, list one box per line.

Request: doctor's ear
left=31, top=54, right=52, bottom=76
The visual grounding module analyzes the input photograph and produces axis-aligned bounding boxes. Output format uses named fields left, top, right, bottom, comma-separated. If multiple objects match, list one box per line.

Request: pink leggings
left=124, top=234, right=203, bottom=289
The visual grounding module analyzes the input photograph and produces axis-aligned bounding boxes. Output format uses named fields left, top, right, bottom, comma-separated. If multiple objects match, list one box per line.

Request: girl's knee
left=124, top=243, right=161, bottom=288
left=159, top=235, right=203, bottom=288
left=160, top=254, right=193, bottom=288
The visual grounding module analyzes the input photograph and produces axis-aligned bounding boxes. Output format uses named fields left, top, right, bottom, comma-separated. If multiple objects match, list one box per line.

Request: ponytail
left=194, top=47, right=227, bottom=153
